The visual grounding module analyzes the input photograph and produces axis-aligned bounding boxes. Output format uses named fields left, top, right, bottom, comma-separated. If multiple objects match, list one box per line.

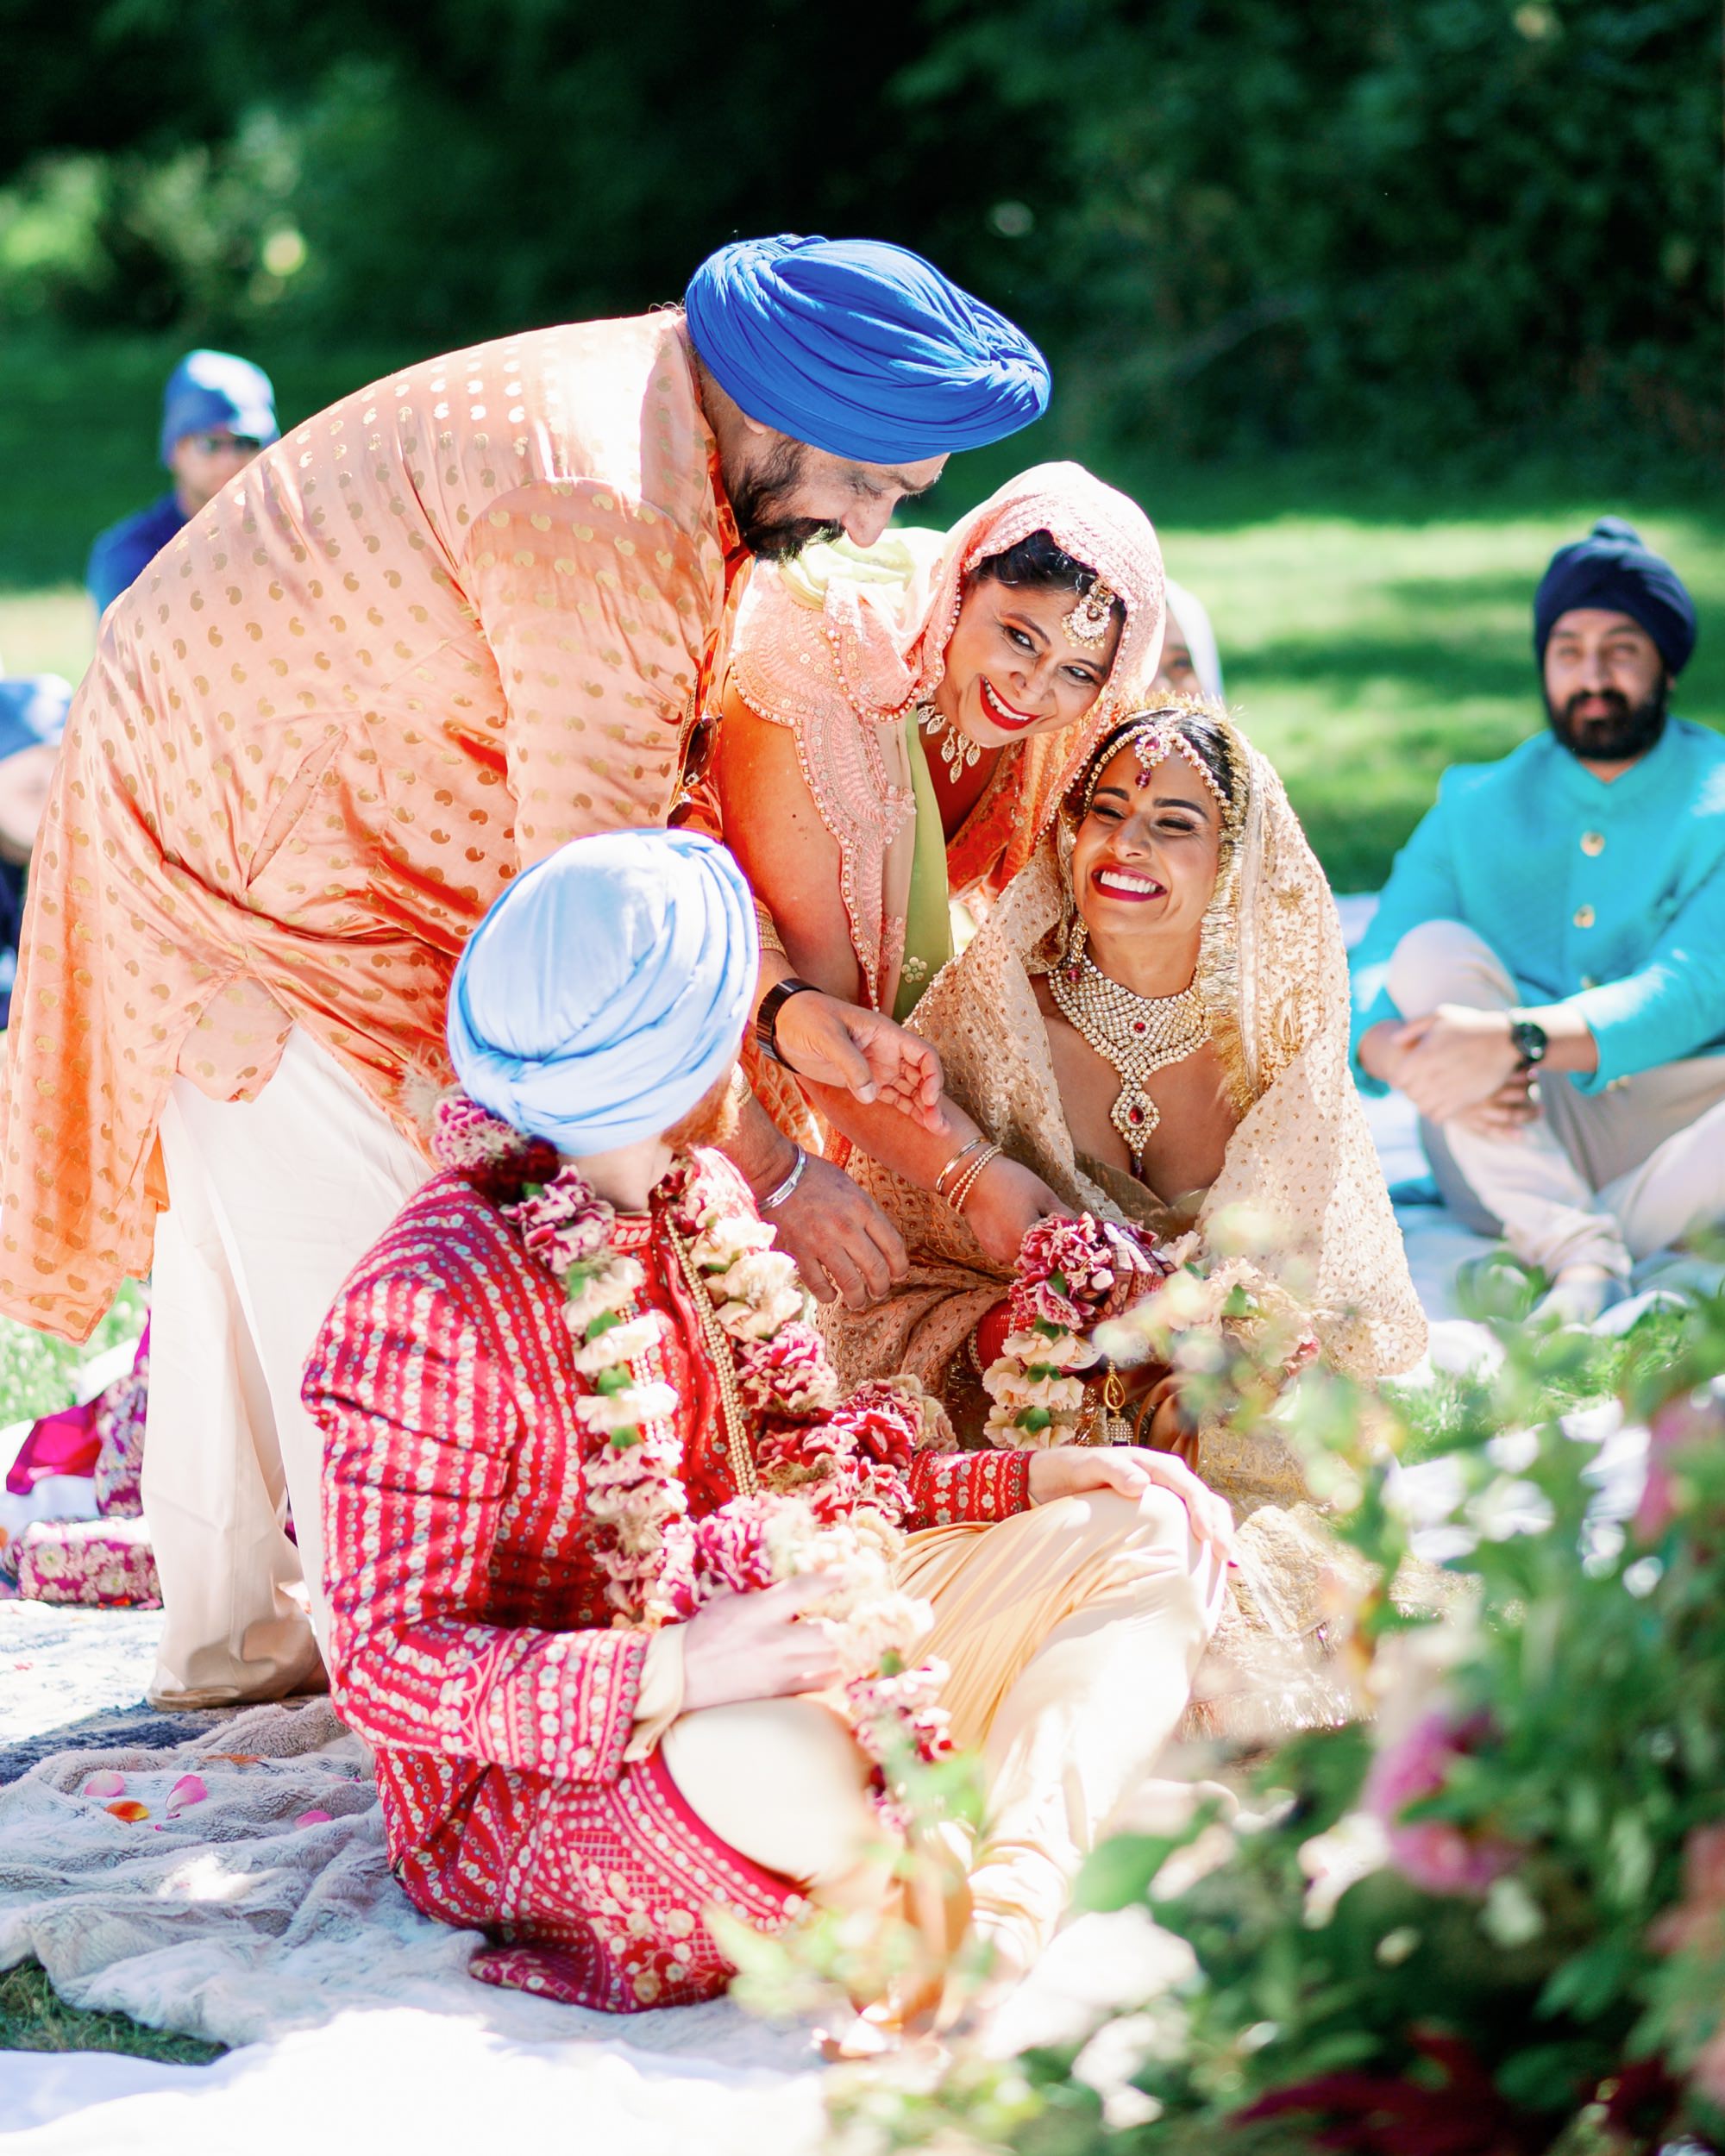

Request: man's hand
left=1451, top=1071, right=1539, bottom=1139
left=680, top=1573, right=846, bottom=1713
left=1026, top=1445, right=1234, bottom=1557
left=960, top=1155, right=1067, bottom=1268
left=1364, top=1005, right=1523, bottom=1125
left=766, top=1152, right=909, bottom=1309
left=773, top=992, right=944, bottom=1131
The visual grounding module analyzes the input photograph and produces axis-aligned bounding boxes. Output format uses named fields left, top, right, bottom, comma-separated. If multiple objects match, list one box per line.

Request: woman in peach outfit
left=705, top=463, right=1167, bottom=1303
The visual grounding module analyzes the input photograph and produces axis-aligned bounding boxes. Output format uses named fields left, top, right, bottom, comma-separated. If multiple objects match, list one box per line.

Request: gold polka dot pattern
left=0, top=314, right=750, bottom=1339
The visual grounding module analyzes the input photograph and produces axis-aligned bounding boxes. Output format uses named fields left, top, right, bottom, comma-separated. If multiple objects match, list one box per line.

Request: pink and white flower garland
left=431, top=1096, right=950, bottom=1794
left=982, top=1213, right=1172, bottom=1447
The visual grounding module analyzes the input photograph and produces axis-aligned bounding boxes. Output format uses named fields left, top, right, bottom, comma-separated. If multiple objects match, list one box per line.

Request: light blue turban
left=685, top=234, right=1050, bottom=463
left=447, top=829, right=759, bottom=1156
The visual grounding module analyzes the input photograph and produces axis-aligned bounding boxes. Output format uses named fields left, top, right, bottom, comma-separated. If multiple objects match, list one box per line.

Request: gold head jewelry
left=1075, top=711, right=1235, bottom=822
left=1063, top=576, right=1118, bottom=649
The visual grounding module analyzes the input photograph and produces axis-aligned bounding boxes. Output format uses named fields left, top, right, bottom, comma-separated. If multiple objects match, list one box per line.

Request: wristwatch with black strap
left=755, top=976, right=822, bottom=1068
left=1509, top=1016, right=1548, bottom=1071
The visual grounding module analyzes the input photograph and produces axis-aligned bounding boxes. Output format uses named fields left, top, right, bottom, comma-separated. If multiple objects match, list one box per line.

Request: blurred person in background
left=1153, top=580, right=1224, bottom=700
left=86, top=349, right=279, bottom=617
left=2, top=234, right=1050, bottom=1712
left=1352, top=518, right=1725, bottom=1325
left=0, top=674, right=71, bottom=1030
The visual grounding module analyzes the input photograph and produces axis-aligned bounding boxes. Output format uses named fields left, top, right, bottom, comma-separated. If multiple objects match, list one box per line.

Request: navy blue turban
left=1534, top=517, right=1697, bottom=676
left=448, top=829, right=757, bottom=1157
left=684, top=234, right=1050, bottom=463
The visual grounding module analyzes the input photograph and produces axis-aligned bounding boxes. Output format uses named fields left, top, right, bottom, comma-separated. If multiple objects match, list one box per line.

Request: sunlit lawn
left=5, top=329, right=1719, bottom=892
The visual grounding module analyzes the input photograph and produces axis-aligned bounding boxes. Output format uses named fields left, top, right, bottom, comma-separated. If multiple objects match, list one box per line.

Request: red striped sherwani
left=303, top=1147, right=1031, bottom=2011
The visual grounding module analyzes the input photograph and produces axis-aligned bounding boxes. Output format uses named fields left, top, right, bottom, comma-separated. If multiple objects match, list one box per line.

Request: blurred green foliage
left=0, top=0, right=1717, bottom=470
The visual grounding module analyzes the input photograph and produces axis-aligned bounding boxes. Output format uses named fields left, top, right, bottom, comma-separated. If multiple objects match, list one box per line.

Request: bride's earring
left=1061, top=914, right=1088, bottom=984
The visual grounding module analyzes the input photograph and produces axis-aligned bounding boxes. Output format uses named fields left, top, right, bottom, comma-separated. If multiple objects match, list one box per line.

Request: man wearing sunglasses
left=86, top=348, right=279, bottom=616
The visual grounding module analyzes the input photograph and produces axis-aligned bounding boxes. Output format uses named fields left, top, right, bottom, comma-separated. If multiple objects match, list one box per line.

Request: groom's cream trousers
left=143, top=1028, right=430, bottom=1707
left=1389, top=920, right=1725, bottom=1278
left=663, top=1486, right=1225, bottom=1972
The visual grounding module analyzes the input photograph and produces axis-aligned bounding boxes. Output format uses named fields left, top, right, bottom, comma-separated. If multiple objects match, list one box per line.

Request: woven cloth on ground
left=0, top=1698, right=807, bottom=2066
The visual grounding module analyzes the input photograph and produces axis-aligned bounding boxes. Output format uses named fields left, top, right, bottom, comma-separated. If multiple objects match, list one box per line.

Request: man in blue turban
left=304, top=823, right=1229, bottom=2028
left=86, top=349, right=280, bottom=615
left=684, top=235, right=1048, bottom=559
left=448, top=826, right=759, bottom=1175
left=1352, top=518, right=1725, bottom=1325
left=20, top=238, right=1038, bottom=1713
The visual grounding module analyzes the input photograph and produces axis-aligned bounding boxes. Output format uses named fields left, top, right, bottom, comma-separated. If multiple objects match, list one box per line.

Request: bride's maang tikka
left=1075, top=711, right=1235, bottom=820
left=1063, top=575, right=1118, bottom=649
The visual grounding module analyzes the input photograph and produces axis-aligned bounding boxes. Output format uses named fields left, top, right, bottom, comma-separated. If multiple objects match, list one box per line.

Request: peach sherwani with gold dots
left=2, top=314, right=747, bottom=1339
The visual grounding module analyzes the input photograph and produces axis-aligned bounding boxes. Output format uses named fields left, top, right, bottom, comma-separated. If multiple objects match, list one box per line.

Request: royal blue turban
left=684, top=234, right=1050, bottom=463
left=448, top=829, right=758, bottom=1156
left=1534, top=517, right=1697, bottom=676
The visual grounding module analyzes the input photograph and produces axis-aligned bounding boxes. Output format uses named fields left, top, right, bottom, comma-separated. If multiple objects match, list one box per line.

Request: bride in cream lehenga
left=820, top=702, right=1431, bottom=1739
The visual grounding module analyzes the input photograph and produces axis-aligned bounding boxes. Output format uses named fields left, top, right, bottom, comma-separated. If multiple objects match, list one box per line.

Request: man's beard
left=662, top=1066, right=741, bottom=1154
left=1546, top=676, right=1669, bottom=763
left=724, top=436, right=842, bottom=561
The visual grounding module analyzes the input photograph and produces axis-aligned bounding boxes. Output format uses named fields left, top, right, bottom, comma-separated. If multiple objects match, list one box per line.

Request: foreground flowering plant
left=865, top=1281, right=1725, bottom=2155
left=433, top=1094, right=950, bottom=1811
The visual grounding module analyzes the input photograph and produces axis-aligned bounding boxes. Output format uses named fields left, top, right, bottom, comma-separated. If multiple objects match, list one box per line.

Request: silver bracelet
left=758, top=1144, right=808, bottom=1212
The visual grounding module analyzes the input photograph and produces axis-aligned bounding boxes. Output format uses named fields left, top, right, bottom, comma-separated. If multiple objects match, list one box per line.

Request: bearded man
left=304, top=826, right=1226, bottom=2020
left=2, top=234, right=1050, bottom=1707
left=1352, top=517, right=1725, bottom=1323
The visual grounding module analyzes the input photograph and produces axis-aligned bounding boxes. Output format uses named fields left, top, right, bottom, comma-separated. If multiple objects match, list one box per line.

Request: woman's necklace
left=1048, top=921, right=1210, bottom=1168
left=917, top=701, right=981, bottom=778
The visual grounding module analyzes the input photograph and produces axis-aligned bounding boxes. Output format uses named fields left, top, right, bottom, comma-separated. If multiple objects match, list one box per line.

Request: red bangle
left=973, top=1300, right=1013, bottom=1370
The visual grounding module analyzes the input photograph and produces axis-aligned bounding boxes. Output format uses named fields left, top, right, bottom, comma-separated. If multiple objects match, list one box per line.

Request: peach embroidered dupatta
left=724, top=461, right=1168, bottom=1019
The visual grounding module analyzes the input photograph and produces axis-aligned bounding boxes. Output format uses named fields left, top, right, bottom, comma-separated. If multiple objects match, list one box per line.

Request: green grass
left=0, top=1281, right=147, bottom=1427
left=0, top=1959, right=224, bottom=2063
left=3, top=329, right=1721, bottom=888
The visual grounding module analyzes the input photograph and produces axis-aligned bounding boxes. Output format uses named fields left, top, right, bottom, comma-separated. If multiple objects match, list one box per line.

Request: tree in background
left=0, top=0, right=1717, bottom=464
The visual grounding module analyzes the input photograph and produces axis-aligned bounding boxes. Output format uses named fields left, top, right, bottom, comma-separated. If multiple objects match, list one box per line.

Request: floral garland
left=432, top=1094, right=951, bottom=1799
left=979, top=1204, right=1320, bottom=1454
left=982, top=1213, right=1172, bottom=1446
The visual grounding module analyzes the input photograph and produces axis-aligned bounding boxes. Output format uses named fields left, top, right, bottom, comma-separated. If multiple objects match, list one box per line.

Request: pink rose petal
left=165, top=1773, right=207, bottom=1817
left=83, top=1770, right=127, bottom=1798
left=294, top=1808, right=333, bottom=1827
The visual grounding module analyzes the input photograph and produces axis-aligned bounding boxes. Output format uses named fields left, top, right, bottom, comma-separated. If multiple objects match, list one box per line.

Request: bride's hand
left=1026, top=1445, right=1233, bottom=1557
left=960, top=1156, right=1067, bottom=1268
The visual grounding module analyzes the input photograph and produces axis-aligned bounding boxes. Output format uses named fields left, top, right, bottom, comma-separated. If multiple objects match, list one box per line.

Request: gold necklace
left=917, top=702, right=981, bottom=778
left=664, top=1222, right=760, bottom=1499
left=1048, top=921, right=1209, bottom=1167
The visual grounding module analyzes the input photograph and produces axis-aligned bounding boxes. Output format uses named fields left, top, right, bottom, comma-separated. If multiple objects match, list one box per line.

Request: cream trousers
left=662, top=1486, right=1225, bottom=1971
left=1389, top=919, right=1725, bottom=1276
left=143, top=1026, right=430, bottom=1708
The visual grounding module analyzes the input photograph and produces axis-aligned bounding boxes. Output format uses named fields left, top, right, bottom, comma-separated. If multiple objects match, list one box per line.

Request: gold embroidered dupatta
left=825, top=715, right=1427, bottom=1409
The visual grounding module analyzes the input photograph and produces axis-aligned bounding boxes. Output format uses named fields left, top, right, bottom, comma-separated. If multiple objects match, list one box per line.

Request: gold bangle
left=934, top=1135, right=988, bottom=1200
left=948, top=1143, right=1002, bottom=1214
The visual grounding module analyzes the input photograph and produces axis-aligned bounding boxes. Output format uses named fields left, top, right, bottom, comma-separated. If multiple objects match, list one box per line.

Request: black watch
left=755, top=977, right=822, bottom=1067
left=1509, top=1018, right=1548, bottom=1071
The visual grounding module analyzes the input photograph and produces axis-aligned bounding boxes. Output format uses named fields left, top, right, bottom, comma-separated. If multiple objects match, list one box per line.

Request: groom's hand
left=768, top=1153, right=909, bottom=1310
left=681, top=1573, right=847, bottom=1712
left=1026, top=1444, right=1234, bottom=1557
left=773, top=992, right=944, bottom=1131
